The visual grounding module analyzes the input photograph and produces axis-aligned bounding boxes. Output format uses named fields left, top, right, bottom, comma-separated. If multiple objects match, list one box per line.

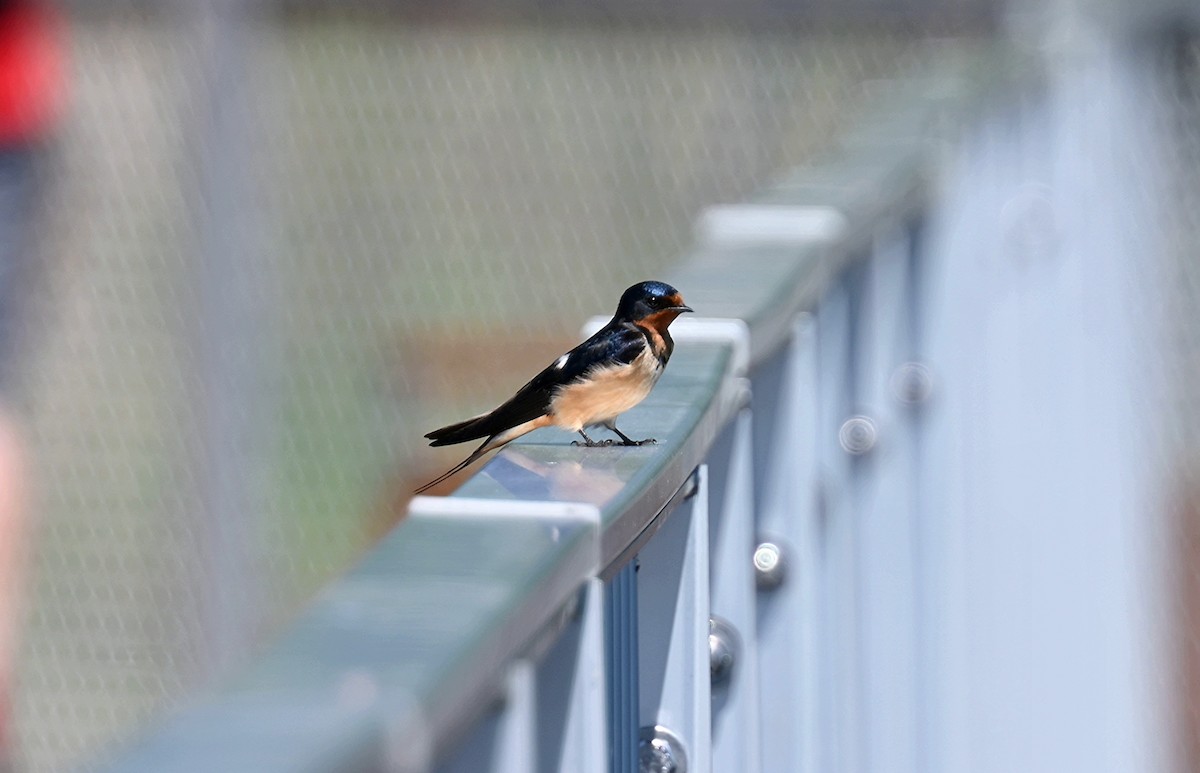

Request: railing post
left=814, top=274, right=861, bottom=773
left=706, top=411, right=761, bottom=773
left=606, top=563, right=639, bottom=773
left=496, top=662, right=537, bottom=773
left=538, top=579, right=608, bottom=773
left=753, top=314, right=820, bottom=773
left=637, top=467, right=712, bottom=773
left=854, top=223, right=921, bottom=773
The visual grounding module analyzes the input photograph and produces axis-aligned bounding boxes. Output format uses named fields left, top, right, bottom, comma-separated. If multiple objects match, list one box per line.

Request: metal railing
left=92, top=47, right=997, bottom=771
left=95, top=14, right=1195, bottom=770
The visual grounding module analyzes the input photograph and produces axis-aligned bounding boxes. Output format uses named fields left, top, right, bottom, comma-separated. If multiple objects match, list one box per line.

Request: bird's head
left=614, top=281, right=693, bottom=329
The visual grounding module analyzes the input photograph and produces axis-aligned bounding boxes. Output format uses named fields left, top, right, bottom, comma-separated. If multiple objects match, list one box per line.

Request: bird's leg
left=572, top=429, right=613, bottom=447
left=605, top=422, right=656, bottom=446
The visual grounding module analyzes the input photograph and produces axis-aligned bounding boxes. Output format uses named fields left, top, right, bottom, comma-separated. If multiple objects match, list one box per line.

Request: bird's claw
left=572, top=438, right=616, bottom=447
left=620, top=437, right=657, bottom=446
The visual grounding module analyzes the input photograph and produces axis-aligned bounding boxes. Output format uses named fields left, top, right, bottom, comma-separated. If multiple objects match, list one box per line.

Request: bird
left=414, top=280, right=693, bottom=494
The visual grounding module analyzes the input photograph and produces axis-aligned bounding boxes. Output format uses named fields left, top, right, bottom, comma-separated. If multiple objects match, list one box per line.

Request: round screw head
left=891, top=361, right=933, bottom=405
left=839, top=415, right=878, bottom=455
left=708, top=616, right=739, bottom=686
left=753, top=541, right=787, bottom=589
left=638, top=725, right=687, bottom=773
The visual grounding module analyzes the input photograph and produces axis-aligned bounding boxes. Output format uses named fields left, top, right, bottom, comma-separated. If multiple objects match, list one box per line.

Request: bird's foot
left=572, top=438, right=616, bottom=447
left=620, top=437, right=657, bottom=446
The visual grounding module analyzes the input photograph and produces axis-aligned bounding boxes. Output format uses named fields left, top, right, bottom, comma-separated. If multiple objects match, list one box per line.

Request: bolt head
left=839, top=415, right=878, bottom=455
left=891, top=361, right=933, bottom=405
left=708, top=616, right=739, bottom=685
left=753, top=541, right=786, bottom=589
left=638, top=726, right=687, bottom=773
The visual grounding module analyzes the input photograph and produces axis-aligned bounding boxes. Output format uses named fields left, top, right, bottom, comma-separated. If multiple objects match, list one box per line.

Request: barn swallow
left=415, top=281, right=692, bottom=494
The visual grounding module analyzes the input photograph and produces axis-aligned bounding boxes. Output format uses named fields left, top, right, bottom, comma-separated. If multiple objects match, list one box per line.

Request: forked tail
left=414, top=439, right=490, bottom=494
left=415, top=415, right=554, bottom=494
left=425, top=414, right=491, bottom=447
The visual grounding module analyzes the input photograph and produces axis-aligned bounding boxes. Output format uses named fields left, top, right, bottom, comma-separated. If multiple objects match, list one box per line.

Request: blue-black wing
left=425, top=322, right=647, bottom=446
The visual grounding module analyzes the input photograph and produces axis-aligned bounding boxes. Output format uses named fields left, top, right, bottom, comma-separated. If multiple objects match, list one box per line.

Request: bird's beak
left=673, top=305, right=694, bottom=313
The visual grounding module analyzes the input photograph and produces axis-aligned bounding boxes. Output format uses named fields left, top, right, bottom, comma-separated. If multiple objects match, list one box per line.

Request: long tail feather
left=414, top=414, right=555, bottom=494
left=414, top=439, right=491, bottom=494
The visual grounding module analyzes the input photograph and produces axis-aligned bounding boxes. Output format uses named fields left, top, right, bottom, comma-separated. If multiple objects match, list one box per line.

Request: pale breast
left=549, top=347, right=664, bottom=431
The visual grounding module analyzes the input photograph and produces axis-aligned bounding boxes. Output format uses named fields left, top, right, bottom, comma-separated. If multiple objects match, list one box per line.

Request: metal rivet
left=638, top=725, right=688, bottom=773
left=753, top=541, right=786, bottom=589
left=839, top=415, right=877, bottom=455
left=891, top=361, right=933, bottom=405
left=708, top=616, right=739, bottom=686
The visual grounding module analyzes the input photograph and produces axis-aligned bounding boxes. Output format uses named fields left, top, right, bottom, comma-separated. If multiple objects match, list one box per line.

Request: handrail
left=676, top=48, right=1009, bottom=368
left=97, top=49, right=1004, bottom=773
